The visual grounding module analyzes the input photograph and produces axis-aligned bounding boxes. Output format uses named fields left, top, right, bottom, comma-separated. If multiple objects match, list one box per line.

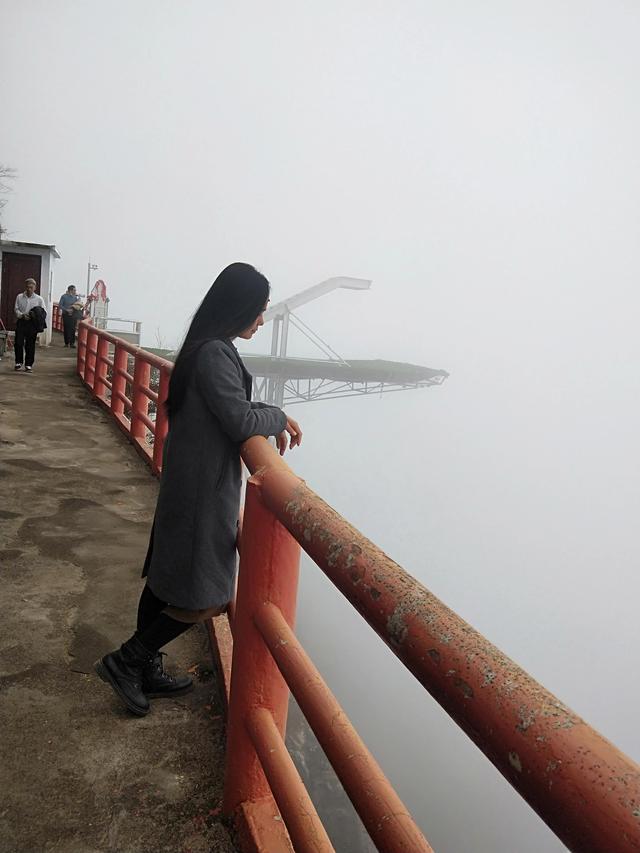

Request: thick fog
left=3, top=3, right=639, bottom=851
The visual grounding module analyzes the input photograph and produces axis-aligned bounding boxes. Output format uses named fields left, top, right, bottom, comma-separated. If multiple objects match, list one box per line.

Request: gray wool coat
left=142, top=338, right=286, bottom=610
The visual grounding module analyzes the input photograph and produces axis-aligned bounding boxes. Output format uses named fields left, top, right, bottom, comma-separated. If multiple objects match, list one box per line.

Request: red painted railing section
left=70, top=320, right=640, bottom=853
left=76, top=319, right=172, bottom=475
left=52, top=302, right=64, bottom=333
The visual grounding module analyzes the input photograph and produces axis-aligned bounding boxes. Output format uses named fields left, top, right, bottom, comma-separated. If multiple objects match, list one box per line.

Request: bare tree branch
left=0, top=165, right=17, bottom=238
left=0, top=165, right=17, bottom=194
left=0, top=163, right=18, bottom=240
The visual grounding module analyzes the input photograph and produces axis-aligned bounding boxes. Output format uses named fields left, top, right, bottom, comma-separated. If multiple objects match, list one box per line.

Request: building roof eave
left=0, top=239, right=61, bottom=258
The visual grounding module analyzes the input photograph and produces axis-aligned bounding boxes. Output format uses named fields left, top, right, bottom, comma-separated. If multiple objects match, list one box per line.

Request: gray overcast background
left=2, top=2, right=639, bottom=851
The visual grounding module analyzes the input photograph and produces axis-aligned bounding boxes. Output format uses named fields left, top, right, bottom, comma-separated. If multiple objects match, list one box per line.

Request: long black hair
left=166, top=263, right=270, bottom=418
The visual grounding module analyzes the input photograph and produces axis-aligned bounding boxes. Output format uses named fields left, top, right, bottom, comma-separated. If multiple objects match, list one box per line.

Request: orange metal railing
left=238, top=441, right=640, bottom=853
left=77, top=319, right=170, bottom=475
left=70, top=319, right=640, bottom=853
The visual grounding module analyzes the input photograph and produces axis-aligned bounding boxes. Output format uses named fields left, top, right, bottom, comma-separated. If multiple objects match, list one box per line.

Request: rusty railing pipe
left=246, top=707, right=336, bottom=853
left=254, top=600, right=434, bottom=853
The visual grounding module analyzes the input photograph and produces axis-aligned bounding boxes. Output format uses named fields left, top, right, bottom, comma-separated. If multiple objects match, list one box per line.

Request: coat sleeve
left=196, top=341, right=287, bottom=442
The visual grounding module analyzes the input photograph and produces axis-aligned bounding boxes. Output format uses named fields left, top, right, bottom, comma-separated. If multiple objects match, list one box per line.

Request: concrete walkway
left=0, top=342, right=237, bottom=853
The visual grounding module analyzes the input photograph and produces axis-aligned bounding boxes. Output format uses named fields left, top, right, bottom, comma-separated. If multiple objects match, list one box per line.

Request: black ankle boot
left=95, top=635, right=154, bottom=716
left=142, top=653, right=193, bottom=698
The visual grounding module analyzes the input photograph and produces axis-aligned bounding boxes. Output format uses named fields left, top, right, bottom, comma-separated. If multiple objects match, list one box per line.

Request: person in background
left=14, top=278, right=45, bottom=373
left=95, top=262, right=303, bottom=717
left=58, top=284, right=84, bottom=348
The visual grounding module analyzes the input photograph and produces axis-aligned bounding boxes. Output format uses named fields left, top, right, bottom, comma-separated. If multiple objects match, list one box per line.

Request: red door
left=0, top=253, right=42, bottom=331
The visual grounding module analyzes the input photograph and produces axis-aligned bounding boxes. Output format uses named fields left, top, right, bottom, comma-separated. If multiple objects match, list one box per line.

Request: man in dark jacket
left=14, top=278, right=45, bottom=373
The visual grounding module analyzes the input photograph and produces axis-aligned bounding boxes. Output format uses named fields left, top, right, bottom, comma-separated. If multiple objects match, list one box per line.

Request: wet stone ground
left=0, top=342, right=237, bottom=853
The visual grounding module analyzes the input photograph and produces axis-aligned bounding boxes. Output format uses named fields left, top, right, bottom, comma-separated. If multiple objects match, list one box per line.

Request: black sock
left=136, top=584, right=168, bottom=632
left=136, top=613, right=191, bottom=655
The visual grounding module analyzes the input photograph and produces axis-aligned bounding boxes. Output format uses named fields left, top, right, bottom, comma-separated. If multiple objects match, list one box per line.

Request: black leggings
left=136, top=583, right=168, bottom=632
left=135, top=584, right=191, bottom=653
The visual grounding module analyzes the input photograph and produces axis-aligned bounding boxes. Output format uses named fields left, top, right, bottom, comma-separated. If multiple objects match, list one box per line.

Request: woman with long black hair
left=96, top=263, right=302, bottom=716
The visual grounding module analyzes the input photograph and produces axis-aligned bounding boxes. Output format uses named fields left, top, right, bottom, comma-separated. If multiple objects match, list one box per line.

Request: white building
left=0, top=240, right=60, bottom=346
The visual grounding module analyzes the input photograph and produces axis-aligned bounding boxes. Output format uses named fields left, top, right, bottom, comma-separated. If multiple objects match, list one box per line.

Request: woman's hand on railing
left=276, top=416, right=303, bottom=456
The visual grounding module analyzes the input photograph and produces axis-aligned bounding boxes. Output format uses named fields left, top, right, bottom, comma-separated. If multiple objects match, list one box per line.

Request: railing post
left=94, top=336, right=109, bottom=401
left=111, top=344, right=127, bottom=418
left=77, top=321, right=89, bottom=379
left=85, top=327, right=98, bottom=389
left=152, top=366, right=170, bottom=475
left=223, top=477, right=301, bottom=815
left=130, top=357, right=150, bottom=441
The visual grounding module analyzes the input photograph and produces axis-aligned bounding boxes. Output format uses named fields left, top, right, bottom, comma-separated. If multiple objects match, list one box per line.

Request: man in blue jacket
left=58, top=284, right=83, bottom=348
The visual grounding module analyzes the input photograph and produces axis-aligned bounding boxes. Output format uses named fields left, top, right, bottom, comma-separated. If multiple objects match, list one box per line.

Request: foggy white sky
left=4, top=2, right=638, bottom=361
left=2, top=3, right=639, bottom=851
